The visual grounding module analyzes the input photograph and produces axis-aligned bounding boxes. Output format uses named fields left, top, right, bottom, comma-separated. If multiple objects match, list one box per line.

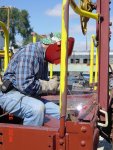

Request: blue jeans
left=0, top=90, right=60, bottom=126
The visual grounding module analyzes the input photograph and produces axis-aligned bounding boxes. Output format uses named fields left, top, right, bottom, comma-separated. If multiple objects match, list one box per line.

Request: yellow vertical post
left=7, top=7, right=10, bottom=31
left=49, top=63, right=53, bottom=79
left=4, top=33, right=9, bottom=71
left=0, top=21, right=9, bottom=71
left=94, top=46, right=98, bottom=89
left=59, top=0, right=69, bottom=138
left=33, top=35, right=36, bottom=43
left=60, top=0, right=69, bottom=110
left=31, top=32, right=37, bottom=43
left=89, top=35, right=95, bottom=84
left=9, top=50, right=13, bottom=61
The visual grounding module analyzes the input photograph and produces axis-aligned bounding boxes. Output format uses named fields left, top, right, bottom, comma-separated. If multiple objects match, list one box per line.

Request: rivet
left=0, top=133, right=3, bottom=136
left=59, top=139, right=64, bottom=145
left=48, top=145, right=51, bottom=148
left=48, top=135, right=52, bottom=138
left=81, top=140, right=86, bottom=147
left=81, top=126, right=87, bottom=133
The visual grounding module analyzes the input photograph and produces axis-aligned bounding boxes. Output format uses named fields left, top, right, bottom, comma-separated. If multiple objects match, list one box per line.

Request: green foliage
left=0, top=7, right=33, bottom=47
left=23, top=33, right=43, bottom=45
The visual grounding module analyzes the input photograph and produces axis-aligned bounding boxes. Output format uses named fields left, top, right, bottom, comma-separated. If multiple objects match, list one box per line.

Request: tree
left=23, top=33, right=43, bottom=45
left=0, top=7, right=33, bottom=47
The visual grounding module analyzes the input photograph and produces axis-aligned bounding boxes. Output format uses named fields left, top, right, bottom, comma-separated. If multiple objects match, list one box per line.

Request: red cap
left=45, top=37, right=74, bottom=64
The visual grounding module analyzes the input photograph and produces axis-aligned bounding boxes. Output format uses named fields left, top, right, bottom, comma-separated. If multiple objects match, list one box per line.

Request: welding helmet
left=45, top=37, right=74, bottom=64
left=41, top=32, right=74, bottom=64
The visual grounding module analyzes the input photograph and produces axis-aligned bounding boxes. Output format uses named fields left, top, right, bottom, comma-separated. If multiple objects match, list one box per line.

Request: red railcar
left=0, top=0, right=112, bottom=150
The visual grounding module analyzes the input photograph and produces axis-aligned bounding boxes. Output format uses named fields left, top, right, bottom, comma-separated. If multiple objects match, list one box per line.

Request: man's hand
left=39, top=77, right=59, bottom=95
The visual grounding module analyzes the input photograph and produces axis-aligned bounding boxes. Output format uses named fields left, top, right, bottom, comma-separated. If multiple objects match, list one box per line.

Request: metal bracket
left=98, top=109, right=108, bottom=127
left=92, top=36, right=98, bottom=47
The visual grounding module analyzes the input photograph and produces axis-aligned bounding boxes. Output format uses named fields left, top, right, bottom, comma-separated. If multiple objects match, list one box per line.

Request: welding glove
left=39, top=77, right=59, bottom=94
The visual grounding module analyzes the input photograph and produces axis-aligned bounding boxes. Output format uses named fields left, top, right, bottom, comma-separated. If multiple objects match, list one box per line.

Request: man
left=0, top=33, right=74, bottom=126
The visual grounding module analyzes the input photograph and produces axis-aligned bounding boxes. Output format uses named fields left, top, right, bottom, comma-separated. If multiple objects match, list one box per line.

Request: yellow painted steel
left=9, top=52, right=13, bottom=61
left=94, top=46, right=98, bottom=90
left=49, top=64, right=53, bottom=79
left=70, top=0, right=99, bottom=20
left=0, top=51, right=12, bottom=57
left=0, top=21, right=9, bottom=71
left=60, top=0, right=68, bottom=110
left=33, top=35, right=37, bottom=43
left=89, top=35, right=95, bottom=84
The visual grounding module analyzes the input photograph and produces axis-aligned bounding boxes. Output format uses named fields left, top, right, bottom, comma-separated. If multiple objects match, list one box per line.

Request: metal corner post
left=97, top=0, right=110, bottom=110
left=59, top=0, right=69, bottom=138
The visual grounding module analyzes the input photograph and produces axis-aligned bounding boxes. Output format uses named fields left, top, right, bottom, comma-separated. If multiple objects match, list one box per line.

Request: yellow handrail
left=0, top=21, right=9, bottom=71
left=59, top=0, right=69, bottom=138
left=49, top=64, right=53, bottom=79
left=60, top=0, right=69, bottom=111
left=70, top=0, right=99, bottom=20
left=0, top=50, right=12, bottom=57
left=33, top=35, right=37, bottom=43
left=94, top=46, right=98, bottom=90
left=31, top=32, right=37, bottom=43
left=90, top=35, right=95, bottom=84
left=89, top=35, right=99, bottom=89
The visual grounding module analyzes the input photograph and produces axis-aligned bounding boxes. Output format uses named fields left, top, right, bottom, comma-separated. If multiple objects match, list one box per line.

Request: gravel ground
left=97, top=137, right=112, bottom=150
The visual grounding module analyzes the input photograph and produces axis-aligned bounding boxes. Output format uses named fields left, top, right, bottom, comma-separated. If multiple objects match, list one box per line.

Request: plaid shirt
left=3, top=42, right=48, bottom=95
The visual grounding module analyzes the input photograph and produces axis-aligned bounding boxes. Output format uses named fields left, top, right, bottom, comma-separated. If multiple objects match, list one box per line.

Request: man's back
left=3, top=42, right=48, bottom=95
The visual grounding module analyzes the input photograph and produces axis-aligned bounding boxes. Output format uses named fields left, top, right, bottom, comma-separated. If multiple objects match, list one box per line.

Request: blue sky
left=0, top=0, right=113, bottom=51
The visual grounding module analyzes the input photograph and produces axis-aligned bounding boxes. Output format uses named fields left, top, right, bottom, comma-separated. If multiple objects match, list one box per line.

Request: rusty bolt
left=48, top=135, right=52, bottom=138
left=81, top=140, right=86, bottom=147
left=0, top=133, right=3, bottom=136
left=48, top=145, right=51, bottom=148
left=81, top=126, right=87, bottom=133
left=59, top=139, right=64, bottom=145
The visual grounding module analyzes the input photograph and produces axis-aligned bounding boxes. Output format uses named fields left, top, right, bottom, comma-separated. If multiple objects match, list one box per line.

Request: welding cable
left=0, top=95, right=25, bottom=118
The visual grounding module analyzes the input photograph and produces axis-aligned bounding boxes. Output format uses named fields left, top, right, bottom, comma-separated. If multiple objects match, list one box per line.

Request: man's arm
left=15, top=45, right=42, bottom=95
